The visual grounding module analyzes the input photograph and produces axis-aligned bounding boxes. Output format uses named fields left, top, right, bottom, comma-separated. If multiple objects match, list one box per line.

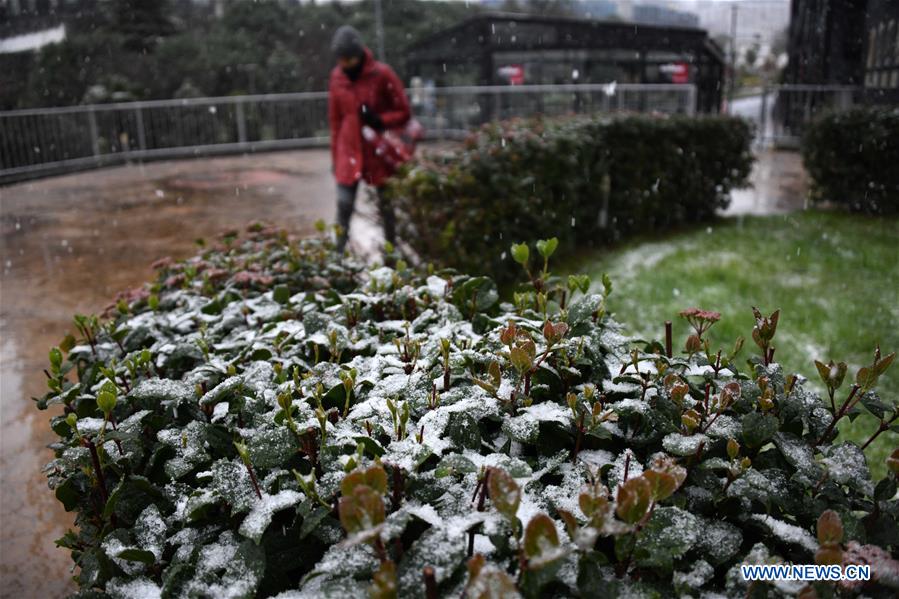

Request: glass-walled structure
left=405, top=12, right=725, bottom=115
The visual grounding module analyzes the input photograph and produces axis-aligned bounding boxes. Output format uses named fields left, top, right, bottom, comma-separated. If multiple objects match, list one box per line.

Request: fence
left=1, top=83, right=696, bottom=185
left=729, top=85, right=859, bottom=148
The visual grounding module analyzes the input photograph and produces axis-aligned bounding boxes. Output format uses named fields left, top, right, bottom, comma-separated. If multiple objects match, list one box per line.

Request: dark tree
left=110, top=0, right=175, bottom=53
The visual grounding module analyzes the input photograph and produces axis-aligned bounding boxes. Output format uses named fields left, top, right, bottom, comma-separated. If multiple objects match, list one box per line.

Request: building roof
left=407, top=12, right=724, bottom=64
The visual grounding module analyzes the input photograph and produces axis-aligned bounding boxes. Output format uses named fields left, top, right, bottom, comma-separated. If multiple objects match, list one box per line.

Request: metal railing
left=728, top=84, right=861, bottom=148
left=1, top=83, right=696, bottom=185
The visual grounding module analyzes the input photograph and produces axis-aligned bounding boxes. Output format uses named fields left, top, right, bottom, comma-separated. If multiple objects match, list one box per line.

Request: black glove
left=359, top=104, right=385, bottom=132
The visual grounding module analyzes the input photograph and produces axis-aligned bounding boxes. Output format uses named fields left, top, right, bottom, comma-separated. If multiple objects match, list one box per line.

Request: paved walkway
left=0, top=145, right=805, bottom=596
left=726, top=149, right=808, bottom=216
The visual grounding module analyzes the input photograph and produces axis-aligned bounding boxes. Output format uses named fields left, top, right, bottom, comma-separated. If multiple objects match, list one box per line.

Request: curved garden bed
left=37, top=225, right=898, bottom=597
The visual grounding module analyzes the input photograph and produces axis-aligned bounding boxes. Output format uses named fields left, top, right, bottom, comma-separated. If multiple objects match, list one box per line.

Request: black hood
left=331, top=25, right=364, bottom=59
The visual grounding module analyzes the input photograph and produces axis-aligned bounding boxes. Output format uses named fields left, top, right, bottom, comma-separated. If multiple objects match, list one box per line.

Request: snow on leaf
left=662, top=432, right=708, bottom=457
left=186, top=532, right=266, bottom=599
left=130, top=378, right=194, bottom=407
left=239, top=489, right=303, bottom=544
left=521, top=401, right=571, bottom=425
left=750, top=514, right=818, bottom=553
left=772, top=432, right=822, bottom=485
left=694, top=518, right=743, bottom=565
left=426, top=275, right=448, bottom=298
left=199, top=376, right=244, bottom=407
left=211, top=458, right=259, bottom=515
left=381, top=438, right=433, bottom=473
left=705, top=414, right=741, bottom=439
left=727, top=468, right=787, bottom=505
left=502, top=412, right=539, bottom=443
left=397, top=528, right=466, bottom=595
left=634, top=507, right=700, bottom=569
left=577, top=449, right=615, bottom=470
left=106, top=577, right=162, bottom=599
left=673, top=559, right=714, bottom=591
left=821, top=442, right=874, bottom=496
left=157, top=420, right=209, bottom=479
left=134, top=504, right=166, bottom=561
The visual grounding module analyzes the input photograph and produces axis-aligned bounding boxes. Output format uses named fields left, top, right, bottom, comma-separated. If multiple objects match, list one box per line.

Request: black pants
left=335, top=182, right=396, bottom=254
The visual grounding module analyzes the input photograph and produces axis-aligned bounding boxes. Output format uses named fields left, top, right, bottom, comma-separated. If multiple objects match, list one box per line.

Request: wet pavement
left=0, top=145, right=804, bottom=596
left=726, top=94, right=809, bottom=214
left=726, top=149, right=808, bottom=215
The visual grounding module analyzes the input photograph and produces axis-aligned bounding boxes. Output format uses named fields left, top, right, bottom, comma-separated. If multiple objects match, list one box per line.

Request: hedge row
left=37, top=225, right=899, bottom=598
left=385, top=115, right=754, bottom=280
left=802, top=107, right=899, bottom=215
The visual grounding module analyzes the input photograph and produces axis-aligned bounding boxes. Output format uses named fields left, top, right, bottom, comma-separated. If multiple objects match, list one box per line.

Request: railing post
left=236, top=100, right=247, bottom=145
left=803, top=90, right=812, bottom=135
left=135, top=106, right=147, bottom=152
left=686, top=84, right=697, bottom=116
left=443, top=93, right=452, bottom=139
left=87, top=108, right=100, bottom=158
left=838, top=88, right=852, bottom=111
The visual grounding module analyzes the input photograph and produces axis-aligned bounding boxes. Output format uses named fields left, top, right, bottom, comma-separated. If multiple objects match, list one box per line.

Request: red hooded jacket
left=328, top=47, right=411, bottom=187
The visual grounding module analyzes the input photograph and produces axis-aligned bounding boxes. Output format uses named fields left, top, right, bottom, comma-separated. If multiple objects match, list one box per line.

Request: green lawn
left=566, top=211, right=899, bottom=479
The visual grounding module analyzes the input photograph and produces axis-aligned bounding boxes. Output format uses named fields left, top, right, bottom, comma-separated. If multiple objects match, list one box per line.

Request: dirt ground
left=0, top=145, right=803, bottom=597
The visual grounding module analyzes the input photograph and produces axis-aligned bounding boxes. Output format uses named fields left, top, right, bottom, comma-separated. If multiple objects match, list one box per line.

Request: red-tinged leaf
left=874, top=352, right=895, bottom=377
left=370, top=559, right=397, bottom=599
left=615, top=476, right=652, bottom=525
left=523, top=513, right=560, bottom=563
left=815, top=545, right=843, bottom=566
left=643, top=470, right=678, bottom=502
left=487, top=468, right=520, bottom=522
left=557, top=509, right=579, bottom=540
left=817, top=510, right=844, bottom=546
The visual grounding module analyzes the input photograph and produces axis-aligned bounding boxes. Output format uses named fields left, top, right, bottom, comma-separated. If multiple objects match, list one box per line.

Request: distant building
left=566, top=1, right=619, bottom=20
left=1, top=0, right=216, bottom=35
left=698, top=1, right=790, bottom=51
left=406, top=12, right=725, bottom=114
left=478, top=0, right=619, bottom=19
left=632, top=4, right=699, bottom=29
left=1, top=0, right=82, bottom=37
left=1, top=0, right=100, bottom=28
left=786, top=0, right=867, bottom=86
left=786, top=0, right=898, bottom=102
left=0, top=21, right=63, bottom=52
left=864, top=0, right=899, bottom=94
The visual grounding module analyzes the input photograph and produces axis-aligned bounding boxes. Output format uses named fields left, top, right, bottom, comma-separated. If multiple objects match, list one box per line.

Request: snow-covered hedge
left=38, top=225, right=899, bottom=598
left=385, top=115, right=753, bottom=281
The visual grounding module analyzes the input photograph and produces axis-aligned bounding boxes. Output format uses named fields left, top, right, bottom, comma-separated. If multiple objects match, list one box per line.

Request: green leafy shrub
left=38, top=227, right=899, bottom=598
left=385, top=115, right=753, bottom=281
left=802, top=107, right=899, bottom=214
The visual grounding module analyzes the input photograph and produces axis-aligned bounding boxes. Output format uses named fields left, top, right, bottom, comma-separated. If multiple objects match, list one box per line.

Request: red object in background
left=660, top=62, right=690, bottom=84
left=361, top=119, right=424, bottom=171
left=497, top=64, right=525, bottom=85
left=671, top=63, right=689, bottom=84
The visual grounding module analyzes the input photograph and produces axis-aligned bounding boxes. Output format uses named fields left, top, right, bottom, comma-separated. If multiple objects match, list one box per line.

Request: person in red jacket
left=328, top=25, right=411, bottom=254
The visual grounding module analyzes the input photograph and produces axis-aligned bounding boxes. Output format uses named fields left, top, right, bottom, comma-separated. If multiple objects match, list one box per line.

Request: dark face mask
left=341, top=53, right=365, bottom=81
